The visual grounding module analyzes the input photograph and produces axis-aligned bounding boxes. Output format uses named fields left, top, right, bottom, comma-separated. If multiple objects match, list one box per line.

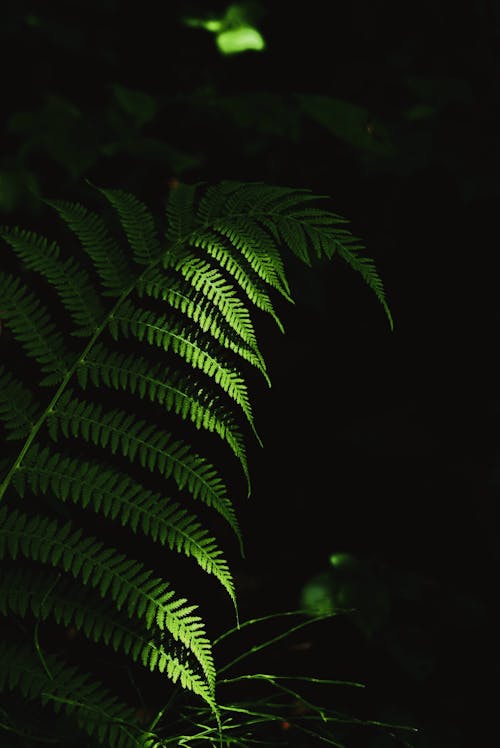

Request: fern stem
left=0, top=281, right=144, bottom=503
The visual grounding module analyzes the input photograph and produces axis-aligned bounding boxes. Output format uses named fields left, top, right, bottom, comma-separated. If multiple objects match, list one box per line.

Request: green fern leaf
left=97, top=187, right=163, bottom=265
left=76, top=343, right=250, bottom=489
left=137, top=265, right=268, bottom=381
left=0, top=366, right=40, bottom=440
left=165, top=181, right=199, bottom=244
left=15, top=444, right=237, bottom=607
left=0, top=273, right=73, bottom=384
left=0, top=226, right=105, bottom=335
left=46, top=199, right=134, bottom=296
left=212, top=217, right=291, bottom=300
left=333, top=238, right=394, bottom=331
left=189, top=229, right=285, bottom=332
left=0, top=505, right=216, bottom=688
left=0, top=567, right=217, bottom=711
left=47, top=391, right=242, bottom=546
left=109, top=299, right=259, bottom=440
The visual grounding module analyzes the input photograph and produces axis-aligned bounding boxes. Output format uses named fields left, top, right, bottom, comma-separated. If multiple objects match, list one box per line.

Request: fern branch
left=333, top=240, right=394, bottom=331
left=0, top=226, right=105, bottom=336
left=188, top=229, right=285, bottom=332
left=0, top=283, right=136, bottom=503
left=14, top=443, right=237, bottom=608
left=138, top=264, right=269, bottom=382
left=77, top=343, right=251, bottom=491
left=97, top=187, right=163, bottom=266
left=47, top=391, right=243, bottom=549
left=45, top=199, right=134, bottom=296
left=0, top=506, right=216, bottom=689
left=0, top=273, right=73, bottom=384
left=212, top=217, right=291, bottom=301
left=0, top=366, right=40, bottom=440
left=0, top=567, right=217, bottom=711
left=109, top=299, right=261, bottom=443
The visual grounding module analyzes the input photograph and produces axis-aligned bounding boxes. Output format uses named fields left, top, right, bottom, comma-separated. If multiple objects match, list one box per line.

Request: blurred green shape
left=0, top=166, right=39, bottom=215
left=215, top=92, right=300, bottom=140
left=297, top=94, right=394, bottom=156
left=300, top=573, right=336, bottom=616
left=329, top=551, right=356, bottom=568
left=405, top=75, right=472, bottom=108
left=184, top=3, right=266, bottom=56
left=24, top=13, right=40, bottom=27
left=113, top=84, right=157, bottom=127
left=102, top=136, right=201, bottom=174
left=8, top=95, right=99, bottom=179
left=404, top=103, right=435, bottom=121
left=302, top=554, right=391, bottom=637
left=216, top=26, right=265, bottom=54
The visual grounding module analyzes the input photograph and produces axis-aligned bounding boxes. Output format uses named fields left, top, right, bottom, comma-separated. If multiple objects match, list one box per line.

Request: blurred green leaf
left=184, top=2, right=266, bottom=55
left=404, top=104, right=436, bottom=121
left=102, top=135, right=201, bottom=174
left=297, top=94, right=395, bottom=156
left=302, top=555, right=391, bottom=637
left=405, top=76, right=473, bottom=109
left=113, top=84, right=157, bottom=127
left=8, top=95, right=99, bottom=178
left=216, top=93, right=300, bottom=140
left=0, top=165, right=39, bottom=214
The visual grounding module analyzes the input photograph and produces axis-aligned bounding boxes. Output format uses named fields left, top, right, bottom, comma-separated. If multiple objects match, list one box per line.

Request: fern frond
left=45, top=200, right=134, bottom=296
left=0, top=567, right=217, bottom=711
left=0, top=178, right=392, bottom=741
left=0, top=366, right=40, bottom=440
left=0, top=637, right=154, bottom=747
left=77, top=343, right=250, bottom=490
left=137, top=266, right=268, bottom=381
left=14, top=444, right=237, bottom=607
left=97, top=187, right=163, bottom=266
left=0, top=505, right=216, bottom=689
left=0, top=226, right=105, bottom=336
left=0, top=273, right=73, bottom=385
left=47, top=391, right=242, bottom=546
left=109, top=299, right=259, bottom=438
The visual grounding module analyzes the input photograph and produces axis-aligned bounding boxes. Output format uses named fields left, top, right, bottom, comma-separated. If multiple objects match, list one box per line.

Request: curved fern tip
left=385, top=304, right=394, bottom=332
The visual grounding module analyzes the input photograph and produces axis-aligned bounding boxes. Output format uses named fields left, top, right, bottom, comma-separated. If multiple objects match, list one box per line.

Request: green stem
left=0, top=256, right=165, bottom=504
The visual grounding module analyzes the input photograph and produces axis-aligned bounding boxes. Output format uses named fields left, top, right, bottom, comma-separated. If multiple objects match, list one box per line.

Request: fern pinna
left=0, top=180, right=392, bottom=747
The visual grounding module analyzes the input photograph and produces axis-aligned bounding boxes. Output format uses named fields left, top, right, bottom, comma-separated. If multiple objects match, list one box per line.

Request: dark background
left=1, top=1, right=498, bottom=745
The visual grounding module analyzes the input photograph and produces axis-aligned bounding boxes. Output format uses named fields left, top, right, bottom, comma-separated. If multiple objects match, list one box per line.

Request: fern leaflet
left=14, top=443, right=236, bottom=607
left=47, top=391, right=243, bottom=547
left=0, top=505, right=216, bottom=690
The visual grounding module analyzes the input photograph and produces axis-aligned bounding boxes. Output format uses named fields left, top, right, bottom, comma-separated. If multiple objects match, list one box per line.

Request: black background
left=1, top=1, right=498, bottom=745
